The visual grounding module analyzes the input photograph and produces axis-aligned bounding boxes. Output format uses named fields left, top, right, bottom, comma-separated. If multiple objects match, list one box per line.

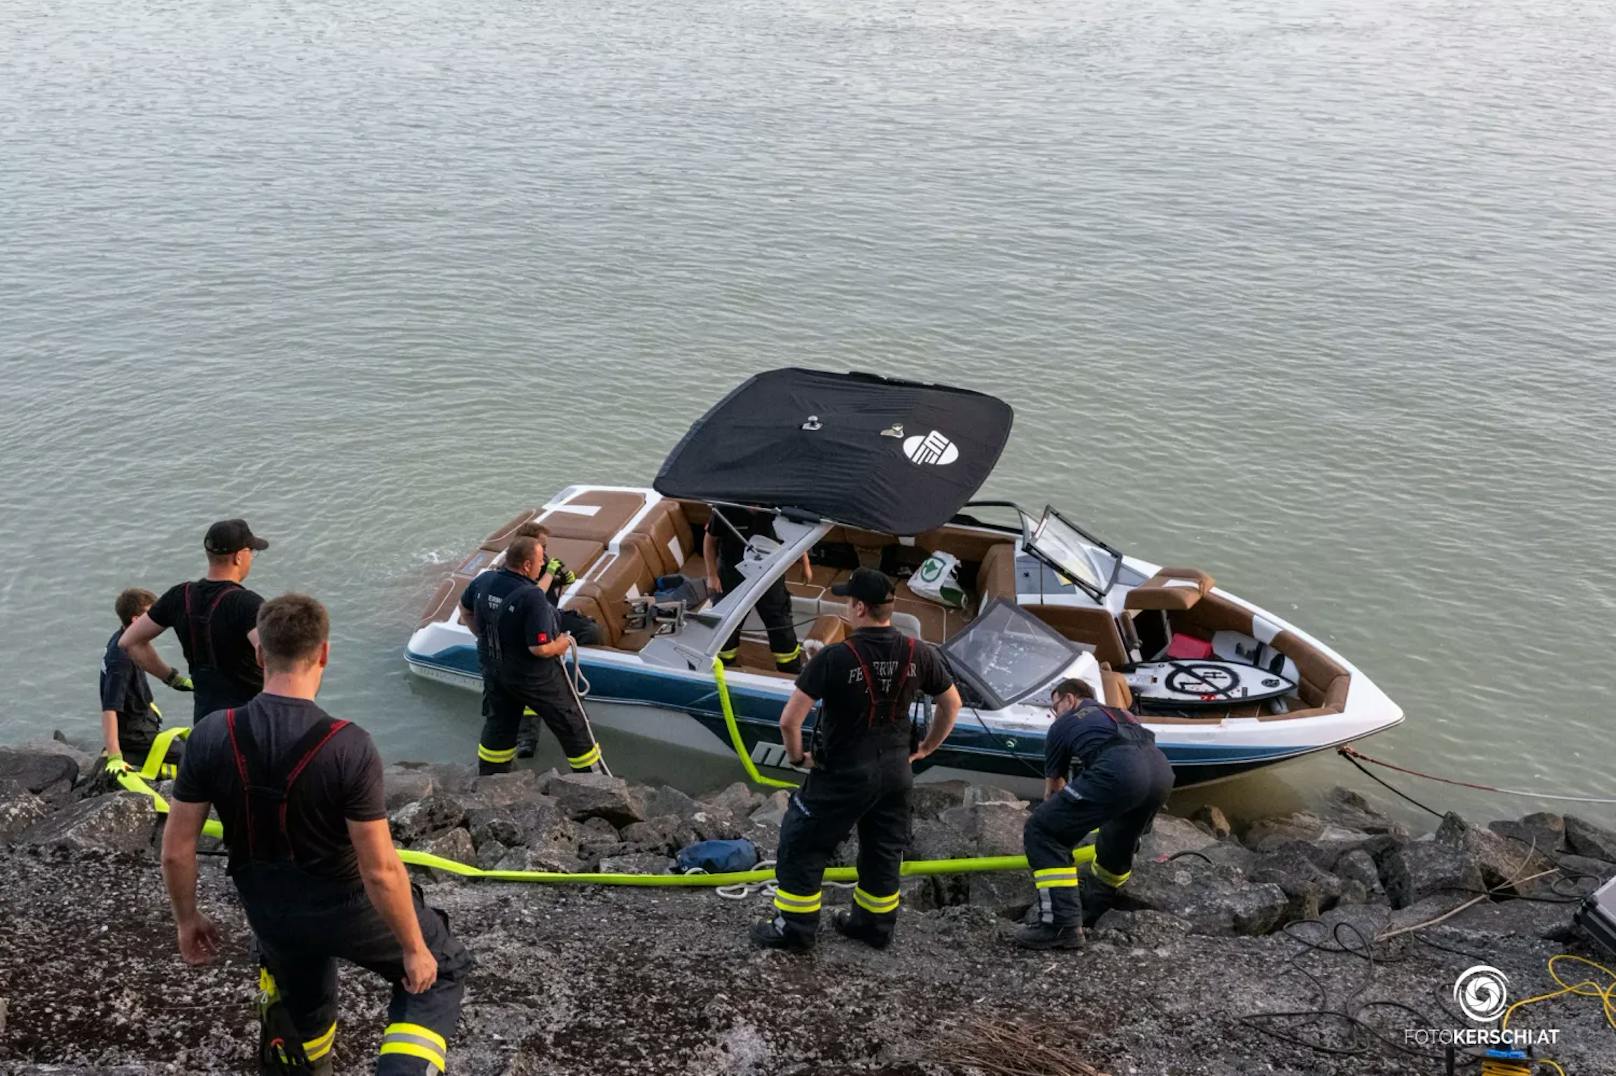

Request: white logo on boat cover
left=880, top=423, right=905, bottom=438
left=903, top=430, right=959, bottom=466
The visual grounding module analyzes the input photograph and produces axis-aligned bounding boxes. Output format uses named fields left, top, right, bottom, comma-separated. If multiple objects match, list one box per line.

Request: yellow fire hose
left=109, top=666, right=1085, bottom=886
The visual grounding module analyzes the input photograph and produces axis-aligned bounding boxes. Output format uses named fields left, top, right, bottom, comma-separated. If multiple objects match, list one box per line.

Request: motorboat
left=405, top=369, right=1403, bottom=794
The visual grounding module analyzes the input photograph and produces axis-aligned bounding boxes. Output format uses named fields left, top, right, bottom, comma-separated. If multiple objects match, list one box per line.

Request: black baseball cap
left=832, top=567, right=896, bottom=605
left=204, top=518, right=270, bottom=555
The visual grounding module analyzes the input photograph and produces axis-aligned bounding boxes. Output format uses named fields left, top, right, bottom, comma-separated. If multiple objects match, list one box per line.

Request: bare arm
left=911, top=685, right=962, bottom=762
left=101, top=710, right=123, bottom=759
left=799, top=552, right=813, bottom=586
left=703, top=532, right=721, bottom=593
left=119, top=614, right=178, bottom=681
left=161, top=799, right=221, bottom=964
left=349, top=818, right=436, bottom=993
left=779, top=689, right=816, bottom=765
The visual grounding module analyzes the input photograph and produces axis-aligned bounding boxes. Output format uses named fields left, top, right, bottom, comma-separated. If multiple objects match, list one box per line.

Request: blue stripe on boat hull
left=408, top=645, right=1333, bottom=788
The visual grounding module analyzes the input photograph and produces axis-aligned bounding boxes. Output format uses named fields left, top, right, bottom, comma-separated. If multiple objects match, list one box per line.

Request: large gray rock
left=0, top=748, right=79, bottom=799
left=1092, top=909, right=1195, bottom=944
left=1375, top=833, right=1484, bottom=909
left=18, top=792, right=154, bottom=854
left=1436, top=813, right=1555, bottom=895
left=496, top=840, right=584, bottom=874
left=425, top=762, right=479, bottom=796
left=471, top=770, right=544, bottom=808
left=1322, top=787, right=1408, bottom=837
left=1488, top=812, right=1566, bottom=855
left=1243, top=812, right=1370, bottom=853
left=1123, top=859, right=1290, bottom=935
left=748, top=791, right=791, bottom=828
left=702, top=781, right=764, bottom=817
left=938, top=802, right=1030, bottom=857
left=620, top=815, right=699, bottom=855
left=465, top=798, right=564, bottom=849
left=1250, top=841, right=1347, bottom=919
left=389, top=794, right=468, bottom=844
left=689, top=806, right=745, bottom=843
left=0, top=791, right=49, bottom=840
left=1564, top=816, right=1616, bottom=864
left=1334, top=849, right=1385, bottom=902
left=548, top=773, right=645, bottom=828
left=383, top=765, right=436, bottom=811
left=641, top=784, right=702, bottom=820
left=423, top=828, right=476, bottom=877
left=1139, top=814, right=1223, bottom=861
left=964, top=869, right=1035, bottom=920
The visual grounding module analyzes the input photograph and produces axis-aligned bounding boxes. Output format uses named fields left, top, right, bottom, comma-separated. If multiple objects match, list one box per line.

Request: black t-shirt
left=460, top=567, right=532, bottom=663
left=148, top=579, right=265, bottom=719
left=795, top=626, right=953, bottom=765
left=100, top=627, right=158, bottom=746
left=173, top=694, right=386, bottom=883
left=1044, top=699, right=1148, bottom=778
left=489, top=584, right=566, bottom=694
left=706, top=506, right=773, bottom=568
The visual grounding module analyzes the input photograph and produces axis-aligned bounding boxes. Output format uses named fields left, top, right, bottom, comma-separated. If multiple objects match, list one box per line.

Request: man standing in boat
left=120, top=518, right=268, bottom=722
left=751, top=568, right=962, bottom=952
left=704, top=504, right=811, bottom=674
left=480, top=536, right=607, bottom=776
left=1016, top=678, right=1174, bottom=950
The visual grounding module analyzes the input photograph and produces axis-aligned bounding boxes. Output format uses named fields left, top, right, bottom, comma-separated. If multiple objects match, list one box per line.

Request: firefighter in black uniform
left=703, top=504, right=812, bottom=673
left=481, top=537, right=607, bottom=776
left=121, top=518, right=268, bottom=722
left=1017, top=677, right=1175, bottom=950
left=461, top=533, right=547, bottom=766
left=162, top=594, right=472, bottom=1074
left=751, top=568, right=962, bottom=952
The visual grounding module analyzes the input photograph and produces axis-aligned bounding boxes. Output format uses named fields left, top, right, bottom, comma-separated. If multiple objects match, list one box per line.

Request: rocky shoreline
left=3, top=737, right=1615, bottom=1075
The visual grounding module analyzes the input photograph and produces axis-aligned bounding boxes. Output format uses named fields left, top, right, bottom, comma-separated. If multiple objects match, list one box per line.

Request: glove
left=105, top=755, right=130, bottom=775
left=164, top=669, right=194, bottom=692
left=546, top=557, right=576, bottom=585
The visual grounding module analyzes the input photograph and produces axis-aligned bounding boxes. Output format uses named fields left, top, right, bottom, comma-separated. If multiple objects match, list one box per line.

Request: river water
left=4, top=0, right=1614, bottom=823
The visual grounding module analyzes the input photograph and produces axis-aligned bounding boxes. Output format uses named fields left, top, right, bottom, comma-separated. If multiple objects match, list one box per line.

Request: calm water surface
left=4, top=0, right=1614, bottom=823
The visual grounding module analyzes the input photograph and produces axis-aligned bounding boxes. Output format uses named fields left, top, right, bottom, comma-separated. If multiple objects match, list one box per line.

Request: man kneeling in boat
left=1017, top=678, right=1174, bottom=950
left=481, top=536, right=607, bottom=776
left=752, top=568, right=961, bottom=952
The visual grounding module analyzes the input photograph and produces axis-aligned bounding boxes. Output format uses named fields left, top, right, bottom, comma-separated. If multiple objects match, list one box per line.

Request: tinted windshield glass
left=940, top=600, right=1082, bottom=709
left=1028, top=508, right=1119, bottom=594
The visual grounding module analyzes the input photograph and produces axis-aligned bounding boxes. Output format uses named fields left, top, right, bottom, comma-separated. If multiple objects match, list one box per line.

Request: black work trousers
left=1023, top=744, right=1175, bottom=928
left=773, top=743, right=912, bottom=944
left=718, top=565, right=801, bottom=669
left=236, top=866, right=473, bottom=1075
left=478, top=672, right=601, bottom=775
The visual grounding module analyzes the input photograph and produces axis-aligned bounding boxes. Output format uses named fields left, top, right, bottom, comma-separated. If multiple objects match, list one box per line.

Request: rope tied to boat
left=1337, top=746, right=1616, bottom=807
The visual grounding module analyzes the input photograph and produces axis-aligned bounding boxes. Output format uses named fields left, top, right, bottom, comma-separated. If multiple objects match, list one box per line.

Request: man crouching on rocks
left=161, top=593, right=473, bottom=1074
left=1017, top=678, right=1174, bottom=950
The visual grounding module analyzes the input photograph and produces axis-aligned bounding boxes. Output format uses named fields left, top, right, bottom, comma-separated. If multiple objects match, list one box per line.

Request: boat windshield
left=939, top=599, right=1084, bottom=711
left=1023, top=506, right=1122, bottom=598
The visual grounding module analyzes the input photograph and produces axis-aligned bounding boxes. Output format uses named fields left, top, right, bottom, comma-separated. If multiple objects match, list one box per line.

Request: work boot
left=516, top=738, right=538, bottom=760
left=1013, top=922, right=1085, bottom=950
left=831, top=911, right=893, bottom=951
left=750, top=916, right=815, bottom=952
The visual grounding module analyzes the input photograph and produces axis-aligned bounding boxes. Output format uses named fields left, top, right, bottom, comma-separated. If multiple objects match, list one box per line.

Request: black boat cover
left=654, top=368, right=1014, bottom=535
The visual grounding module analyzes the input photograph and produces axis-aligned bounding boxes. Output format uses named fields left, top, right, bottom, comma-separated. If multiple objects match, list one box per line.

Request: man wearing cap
left=750, top=568, right=962, bottom=952
left=121, top=519, right=269, bottom=722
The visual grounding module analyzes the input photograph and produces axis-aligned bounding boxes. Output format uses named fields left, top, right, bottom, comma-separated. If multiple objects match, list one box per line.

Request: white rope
left=708, top=859, right=858, bottom=901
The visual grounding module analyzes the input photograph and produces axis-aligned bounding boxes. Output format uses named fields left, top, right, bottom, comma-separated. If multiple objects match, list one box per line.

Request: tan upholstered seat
left=536, top=490, right=649, bottom=545
left=1124, top=567, right=1215, bottom=611
left=628, top=500, right=702, bottom=578
left=564, top=547, right=660, bottom=650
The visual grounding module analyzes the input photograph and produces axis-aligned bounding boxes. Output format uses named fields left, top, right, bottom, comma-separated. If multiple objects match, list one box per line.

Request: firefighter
left=1017, top=677, right=1175, bottom=950
left=703, top=504, right=812, bottom=673
left=120, top=518, right=268, bottom=722
left=460, top=531, right=546, bottom=761
left=161, top=593, right=472, bottom=1074
left=751, top=568, right=962, bottom=951
left=479, top=537, right=606, bottom=777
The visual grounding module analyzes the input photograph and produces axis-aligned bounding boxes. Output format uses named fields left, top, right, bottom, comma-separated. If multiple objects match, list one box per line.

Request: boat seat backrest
left=978, top=542, right=1018, bottom=604
left=1271, top=629, right=1350, bottom=709
left=629, top=500, right=701, bottom=578
left=1026, top=605, right=1130, bottom=669
left=1124, top=566, right=1215, bottom=611
left=480, top=509, right=540, bottom=553
left=536, top=490, right=649, bottom=544
left=564, top=547, right=659, bottom=650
